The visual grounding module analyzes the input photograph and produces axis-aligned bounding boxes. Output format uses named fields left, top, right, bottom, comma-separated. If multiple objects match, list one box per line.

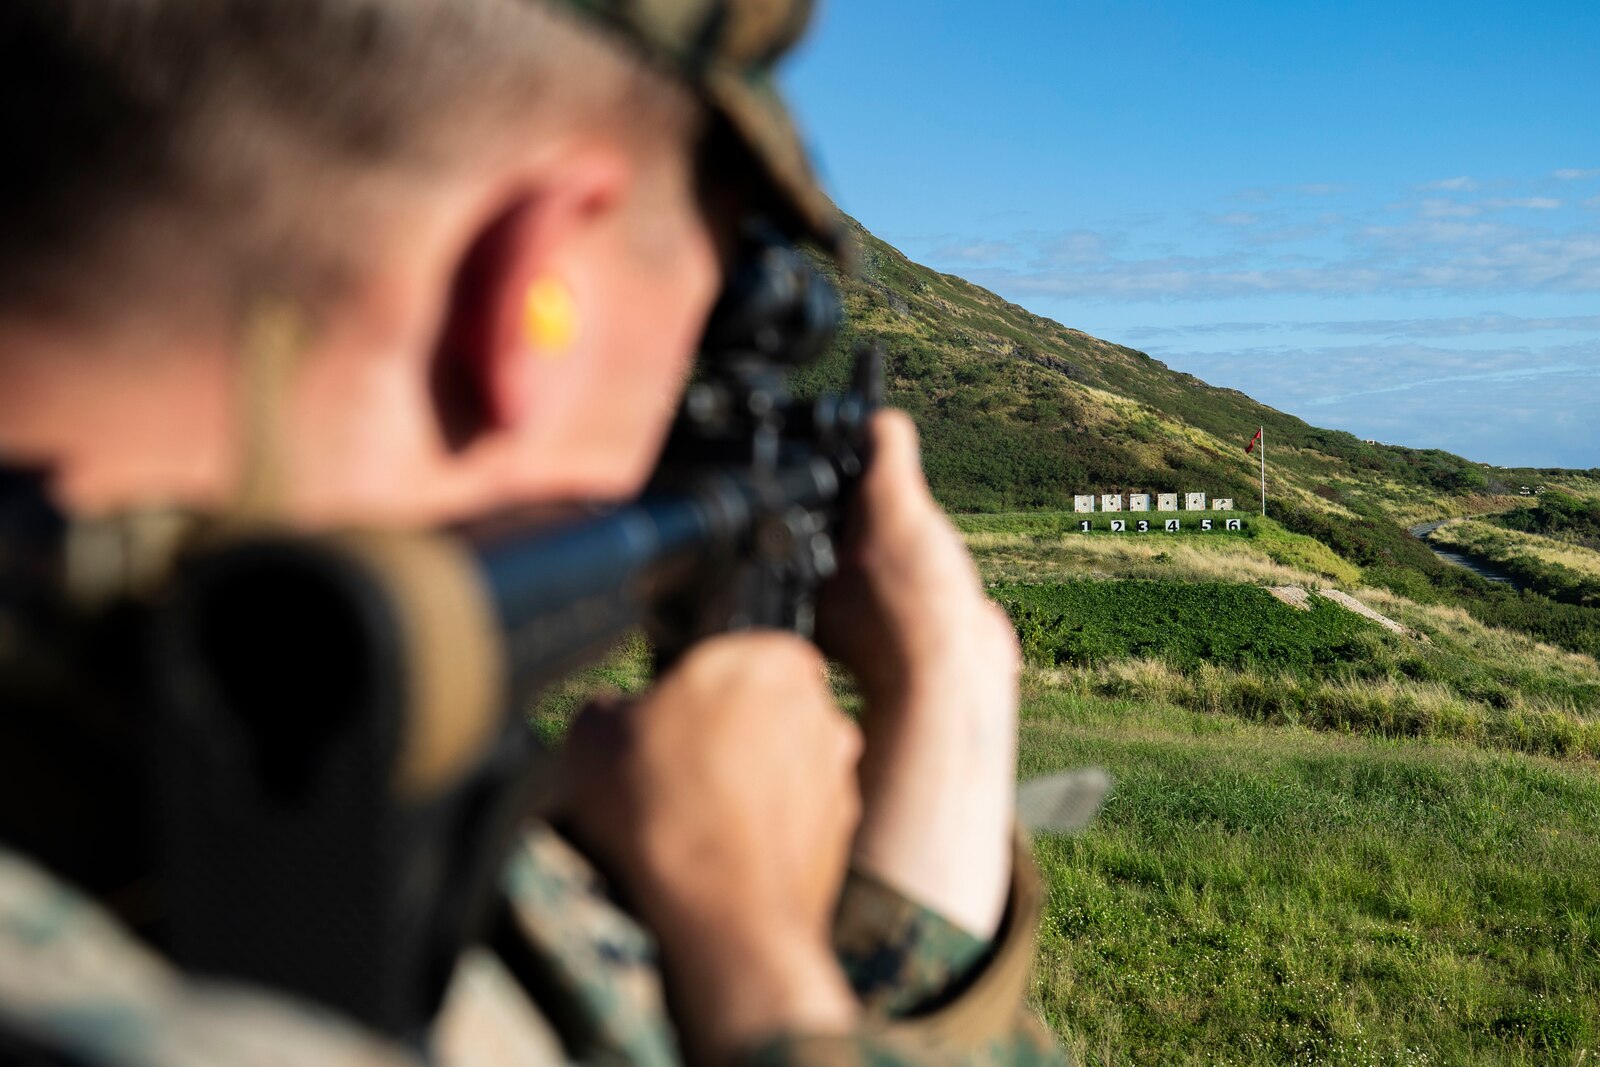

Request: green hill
left=795, top=218, right=1600, bottom=662
left=801, top=216, right=1576, bottom=520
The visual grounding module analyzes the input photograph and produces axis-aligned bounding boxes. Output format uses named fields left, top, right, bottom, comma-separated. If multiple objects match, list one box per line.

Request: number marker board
left=1073, top=516, right=1247, bottom=533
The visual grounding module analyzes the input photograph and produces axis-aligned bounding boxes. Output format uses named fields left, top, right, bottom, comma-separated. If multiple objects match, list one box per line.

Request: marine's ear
left=430, top=149, right=631, bottom=451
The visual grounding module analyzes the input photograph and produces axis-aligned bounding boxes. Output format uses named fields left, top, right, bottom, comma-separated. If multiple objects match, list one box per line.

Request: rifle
left=137, top=229, right=883, bottom=1040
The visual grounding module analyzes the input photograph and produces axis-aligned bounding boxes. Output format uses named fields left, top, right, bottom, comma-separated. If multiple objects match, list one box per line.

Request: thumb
left=861, top=410, right=935, bottom=527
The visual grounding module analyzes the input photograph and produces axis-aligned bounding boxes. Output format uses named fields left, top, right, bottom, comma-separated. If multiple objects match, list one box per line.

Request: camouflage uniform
left=0, top=823, right=1062, bottom=1065
left=0, top=0, right=1068, bottom=1062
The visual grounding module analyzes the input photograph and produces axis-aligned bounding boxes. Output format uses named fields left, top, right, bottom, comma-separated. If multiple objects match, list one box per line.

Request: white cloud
left=1039, top=230, right=1117, bottom=265
left=1421, top=176, right=1478, bottom=191
left=960, top=224, right=1600, bottom=302
left=928, top=239, right=1019, bottom=265
left=1294, top=183, right=1347, bottom=196
left=1553, top=168, right=1600, bottom=181
left=1120, top=314, right=1600, bottom=341
left=1485, top=197, right=1562, bottom=210
left=1243, top=225, right=1329, bottom=245
left=1418, top=198, right=1481, bottom=218
left=923, top=169, right=1600, bottom=308
left=1144, top=341, right=1600, bottom=466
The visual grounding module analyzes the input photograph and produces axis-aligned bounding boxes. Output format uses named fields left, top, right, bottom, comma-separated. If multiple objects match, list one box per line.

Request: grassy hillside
left=796, top=219, right=1600, bottom=665
left=1428, top=520, right=1600, bottom=607
left=801, top=218, right=1600, bottom=523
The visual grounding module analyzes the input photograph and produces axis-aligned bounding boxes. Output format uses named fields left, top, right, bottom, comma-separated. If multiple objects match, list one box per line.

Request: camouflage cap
left=546, top=0, right=846, bottom=261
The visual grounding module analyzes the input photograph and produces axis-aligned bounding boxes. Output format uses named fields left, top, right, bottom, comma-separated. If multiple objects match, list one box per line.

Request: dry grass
left=1434, top=519, right=1600, bottom=581
left=1359, top=586, right=1600, bottom=680
left=1025, top=653, right=1600, bottom=759
left=964, top=530, right=1339, bottom=590
left=1377, top=494, right=1527, bottom=528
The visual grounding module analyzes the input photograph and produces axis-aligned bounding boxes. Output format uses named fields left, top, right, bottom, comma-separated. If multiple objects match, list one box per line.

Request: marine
left=0, top=1, right=1069, bottom=1063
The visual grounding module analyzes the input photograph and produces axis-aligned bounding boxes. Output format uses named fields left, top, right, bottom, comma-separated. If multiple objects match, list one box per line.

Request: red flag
left=1245, top=428, right=1262, bottom=454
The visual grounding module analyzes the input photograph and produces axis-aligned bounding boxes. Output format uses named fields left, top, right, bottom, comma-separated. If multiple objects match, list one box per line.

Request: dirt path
left=1267, top=586, right=1313, bottom=610
left=1317, top=589, right=1410, bottom=635
left=1268, top=584, right=1411, bottom=636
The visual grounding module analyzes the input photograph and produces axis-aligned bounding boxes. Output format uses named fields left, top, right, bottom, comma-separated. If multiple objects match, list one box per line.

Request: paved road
left=1408, top=521, right=1524, bottom=588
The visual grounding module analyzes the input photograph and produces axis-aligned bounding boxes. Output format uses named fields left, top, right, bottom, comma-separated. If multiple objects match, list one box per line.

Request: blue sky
left=782, top=1, right=1600, bottom=469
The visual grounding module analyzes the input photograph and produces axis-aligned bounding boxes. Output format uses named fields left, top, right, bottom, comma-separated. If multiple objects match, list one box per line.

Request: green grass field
left=1025, top=686, right=1600, bottom=1065
left=529, top=512, right=1600, bottom=1064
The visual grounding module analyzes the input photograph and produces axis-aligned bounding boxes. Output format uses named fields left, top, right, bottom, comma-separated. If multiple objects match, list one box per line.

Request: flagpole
left=1259, top=426, right=1267, bottom=517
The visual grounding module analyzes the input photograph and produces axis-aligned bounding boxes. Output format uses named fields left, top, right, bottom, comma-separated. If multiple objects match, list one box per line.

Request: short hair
left=0, top=0, right=701, bottom=322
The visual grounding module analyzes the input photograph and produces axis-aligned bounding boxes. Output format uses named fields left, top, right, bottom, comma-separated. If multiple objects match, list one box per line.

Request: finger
left=832, top=714, right=864, bottom=771
left=870, top=409, right=922, bottom=474
left=862, top=411, right=935, bottom=520
left=702, top=628, right=825, bottom=671
left=984, top=600, right=1023, bottom=675
left=744, top=631, right=831, bottom=694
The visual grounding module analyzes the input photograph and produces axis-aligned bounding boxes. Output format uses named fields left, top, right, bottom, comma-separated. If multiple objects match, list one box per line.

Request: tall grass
left=1430, top=520, right=1600, bottom=606
left=1023, top=691, right=1600, bottom=1065
left=1030, top=658, right=1600, bottom=761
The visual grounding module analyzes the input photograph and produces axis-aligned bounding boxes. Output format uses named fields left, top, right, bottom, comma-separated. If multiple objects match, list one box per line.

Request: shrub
left=994, top=580, right=1379, bottom=675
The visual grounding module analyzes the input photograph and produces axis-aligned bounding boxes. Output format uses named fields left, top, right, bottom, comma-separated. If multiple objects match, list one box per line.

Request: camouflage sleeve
left=490, top=824, right=1066, bottom=1067
left=743, top=833, right=1068, bottom=1066
left=832, top=867, right=989, bottom=1016
left=738, top=1018, right=1064, bottom=1067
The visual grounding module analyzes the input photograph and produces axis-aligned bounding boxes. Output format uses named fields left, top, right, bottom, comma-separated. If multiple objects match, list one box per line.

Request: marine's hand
left=563, top=633, right=861, bottom=1061
left=818, top=410, right=1021, bottom=939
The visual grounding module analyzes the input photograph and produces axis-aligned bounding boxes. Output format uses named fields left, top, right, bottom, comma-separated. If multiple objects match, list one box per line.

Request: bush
left=1497, top=490, right=1600, bottom=543
left=995, top=580, right=1379, bottom=675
